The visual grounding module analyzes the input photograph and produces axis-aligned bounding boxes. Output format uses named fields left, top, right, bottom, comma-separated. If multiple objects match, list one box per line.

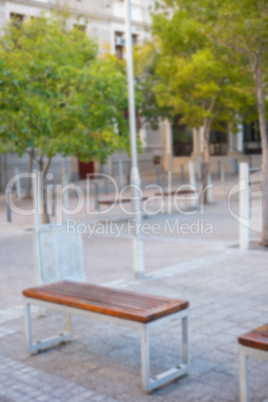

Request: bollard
left=32, top=170, right=42, bottom=226
left=14, top=167, right=22, bottom=201
left=104, top=174, right=109, bottom=194
left=218, top=161, right=221, bottom=179
left=52, top=185, right=55, bottom=217
left=161, top=167, right=165, bottom=189
left=94, top=180, right=100, bottom=211
left=221, top=163, right=225, bottom=191
left=62, top=159, right=70, bottom=223
left=188, top=161, right=196, bottom=189
left=239, top=162, right=249, bottom=250
left=118, top=160, right=124, bottom=189
left=188, top=161, right=198, bottom=208
left=127, top=161, right=131, bottom=186
left=74, top=173, right=79, bottom=199
left=37, top=171, right=44, bottom=224
left=6, top=188, right=11, bottom=222
left=235, top=159, right=239, bottom=175
left=156, top=167, right=161, bottom=186
left=196, top=155, right=202, bottom=180
left=181, top=165, right=185, bottom=183
left=207, top=173, right=213, bottom=203
left=47, top=185, right=55, bottom=216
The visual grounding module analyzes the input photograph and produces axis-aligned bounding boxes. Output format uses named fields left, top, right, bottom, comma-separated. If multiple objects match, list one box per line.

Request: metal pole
left=125, top=0, right=144, bottom=278
left=118, top=160, right=124, bottom=189
left=32, top=170, right=41, bottom=226
left=221, top=163, right=225, bottom=192
left=6, top=188, right=11, bottom=222
left=62, top=159, right=70, bottom=223
left=239, top=162, right=249, bottom=250
left=156, top=167, right=161, bottom=186
left=74, top=173, right=79, bottom=199
left=104, top=174, right=109, bottom=194
left=161, top=167, right=165, bottom=189
left=94, top=181, right=100, bottom=211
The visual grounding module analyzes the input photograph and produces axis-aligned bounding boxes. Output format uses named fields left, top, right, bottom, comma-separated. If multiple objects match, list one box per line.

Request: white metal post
left=164, top=119, right=173, bottom=184
left=14, top=167, right=22, bottom=200
left=32, top=170, right=42, bottom=226
left=188, top=161, right=198, bottom=208
left=6, top=188, right=12, bottom=223
left=207, top=173, right=213, bottom=204
left=118, top=160, right=124, bottom=189
left=196, top=154, right=202, bottom=180
left=125, top=0, right=144, bottom=278
left=239, top=347, right=250, bottom=402
left=239, top=162, right=250, bottom=250
left=62, top=159, right=70, bottom=223
left=188, top=161, right=196, bottom=190
left=221, top=163, right=225, bottom=192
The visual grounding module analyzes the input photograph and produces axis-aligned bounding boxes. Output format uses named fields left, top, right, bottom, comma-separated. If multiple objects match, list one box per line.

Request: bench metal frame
left=239, top=344, right=268, bottom=402
left=24, top=297, right=190, bottom=393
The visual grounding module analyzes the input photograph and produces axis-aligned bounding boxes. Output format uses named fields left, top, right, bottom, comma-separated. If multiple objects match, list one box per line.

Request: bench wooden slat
left=45, top=282, right=166, bottom=309
left=23, top=280, right=188, bottom=323
left=238, top=324, right=268, bottom=351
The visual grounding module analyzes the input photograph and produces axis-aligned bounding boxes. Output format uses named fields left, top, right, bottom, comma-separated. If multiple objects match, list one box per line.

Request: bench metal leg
left=24, top=302, right=73, bottom=354
left=182, top=315, right=190, bottom=365
left=239, top=346, right=250, bottom=402
left=140, top=311, right=190, bottom=393
left=141, top=325, right=150, bottom=392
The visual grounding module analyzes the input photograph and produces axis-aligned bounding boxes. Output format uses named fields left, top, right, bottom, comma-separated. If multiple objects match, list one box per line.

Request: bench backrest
left=33, top=224, right=85, bottom=285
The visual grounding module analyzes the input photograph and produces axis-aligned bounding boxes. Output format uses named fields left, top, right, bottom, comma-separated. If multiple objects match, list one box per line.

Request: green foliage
left=0, top=15, right=130, bottom=163
left=147, top=0, right=257, bottom=132
left=134, top=42, right=172, bottom=130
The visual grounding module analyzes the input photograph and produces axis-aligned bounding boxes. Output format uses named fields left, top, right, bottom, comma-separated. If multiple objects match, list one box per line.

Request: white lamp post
left=125, top=0, right=144, bottom=278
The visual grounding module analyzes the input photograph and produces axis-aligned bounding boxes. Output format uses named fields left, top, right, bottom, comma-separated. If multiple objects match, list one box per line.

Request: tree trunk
left=24, top=149, right=34, bottom=199
left=254, top=55, right=268, bottom=246
left=202, top=118, right=212, bottom=204
left=38, top=157, right=52, bottom=225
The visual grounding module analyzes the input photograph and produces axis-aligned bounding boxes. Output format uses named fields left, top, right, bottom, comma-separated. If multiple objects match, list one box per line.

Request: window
left=115, top=32, right=138, bottom=59
left=10, top=13, right=24, bottom=24
left=172, top=116, right=193, bottom=156
left=73, top=24, right=87, bottom=33
left=243, top=122, right=261, bottom=154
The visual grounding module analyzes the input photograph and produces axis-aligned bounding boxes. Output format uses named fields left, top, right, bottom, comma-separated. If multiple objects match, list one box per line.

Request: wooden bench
left=238, top=324, right=268, bottom=402
left=23, top=280, right=190, bottom=393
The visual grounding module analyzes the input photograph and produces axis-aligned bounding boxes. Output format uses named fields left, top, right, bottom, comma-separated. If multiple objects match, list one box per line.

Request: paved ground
left=0, top=174, right=267, bottom=401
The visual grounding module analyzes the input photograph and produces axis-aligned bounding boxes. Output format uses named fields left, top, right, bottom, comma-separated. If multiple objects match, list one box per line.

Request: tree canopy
left=136, top=0, right=256, bottom=202
left=0, top=15, right=130, bottom=169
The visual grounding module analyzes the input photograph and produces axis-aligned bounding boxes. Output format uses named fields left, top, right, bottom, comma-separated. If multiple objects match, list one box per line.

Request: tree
left=0, top=15, right=130, bottom=220
left=203, top=0, right=268, bottom=246
left=148, top=1, right=254, bottom=203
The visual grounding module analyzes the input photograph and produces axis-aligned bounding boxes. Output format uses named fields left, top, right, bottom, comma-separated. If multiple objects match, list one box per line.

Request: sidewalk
left=0, top=176, right=267, bottom=401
